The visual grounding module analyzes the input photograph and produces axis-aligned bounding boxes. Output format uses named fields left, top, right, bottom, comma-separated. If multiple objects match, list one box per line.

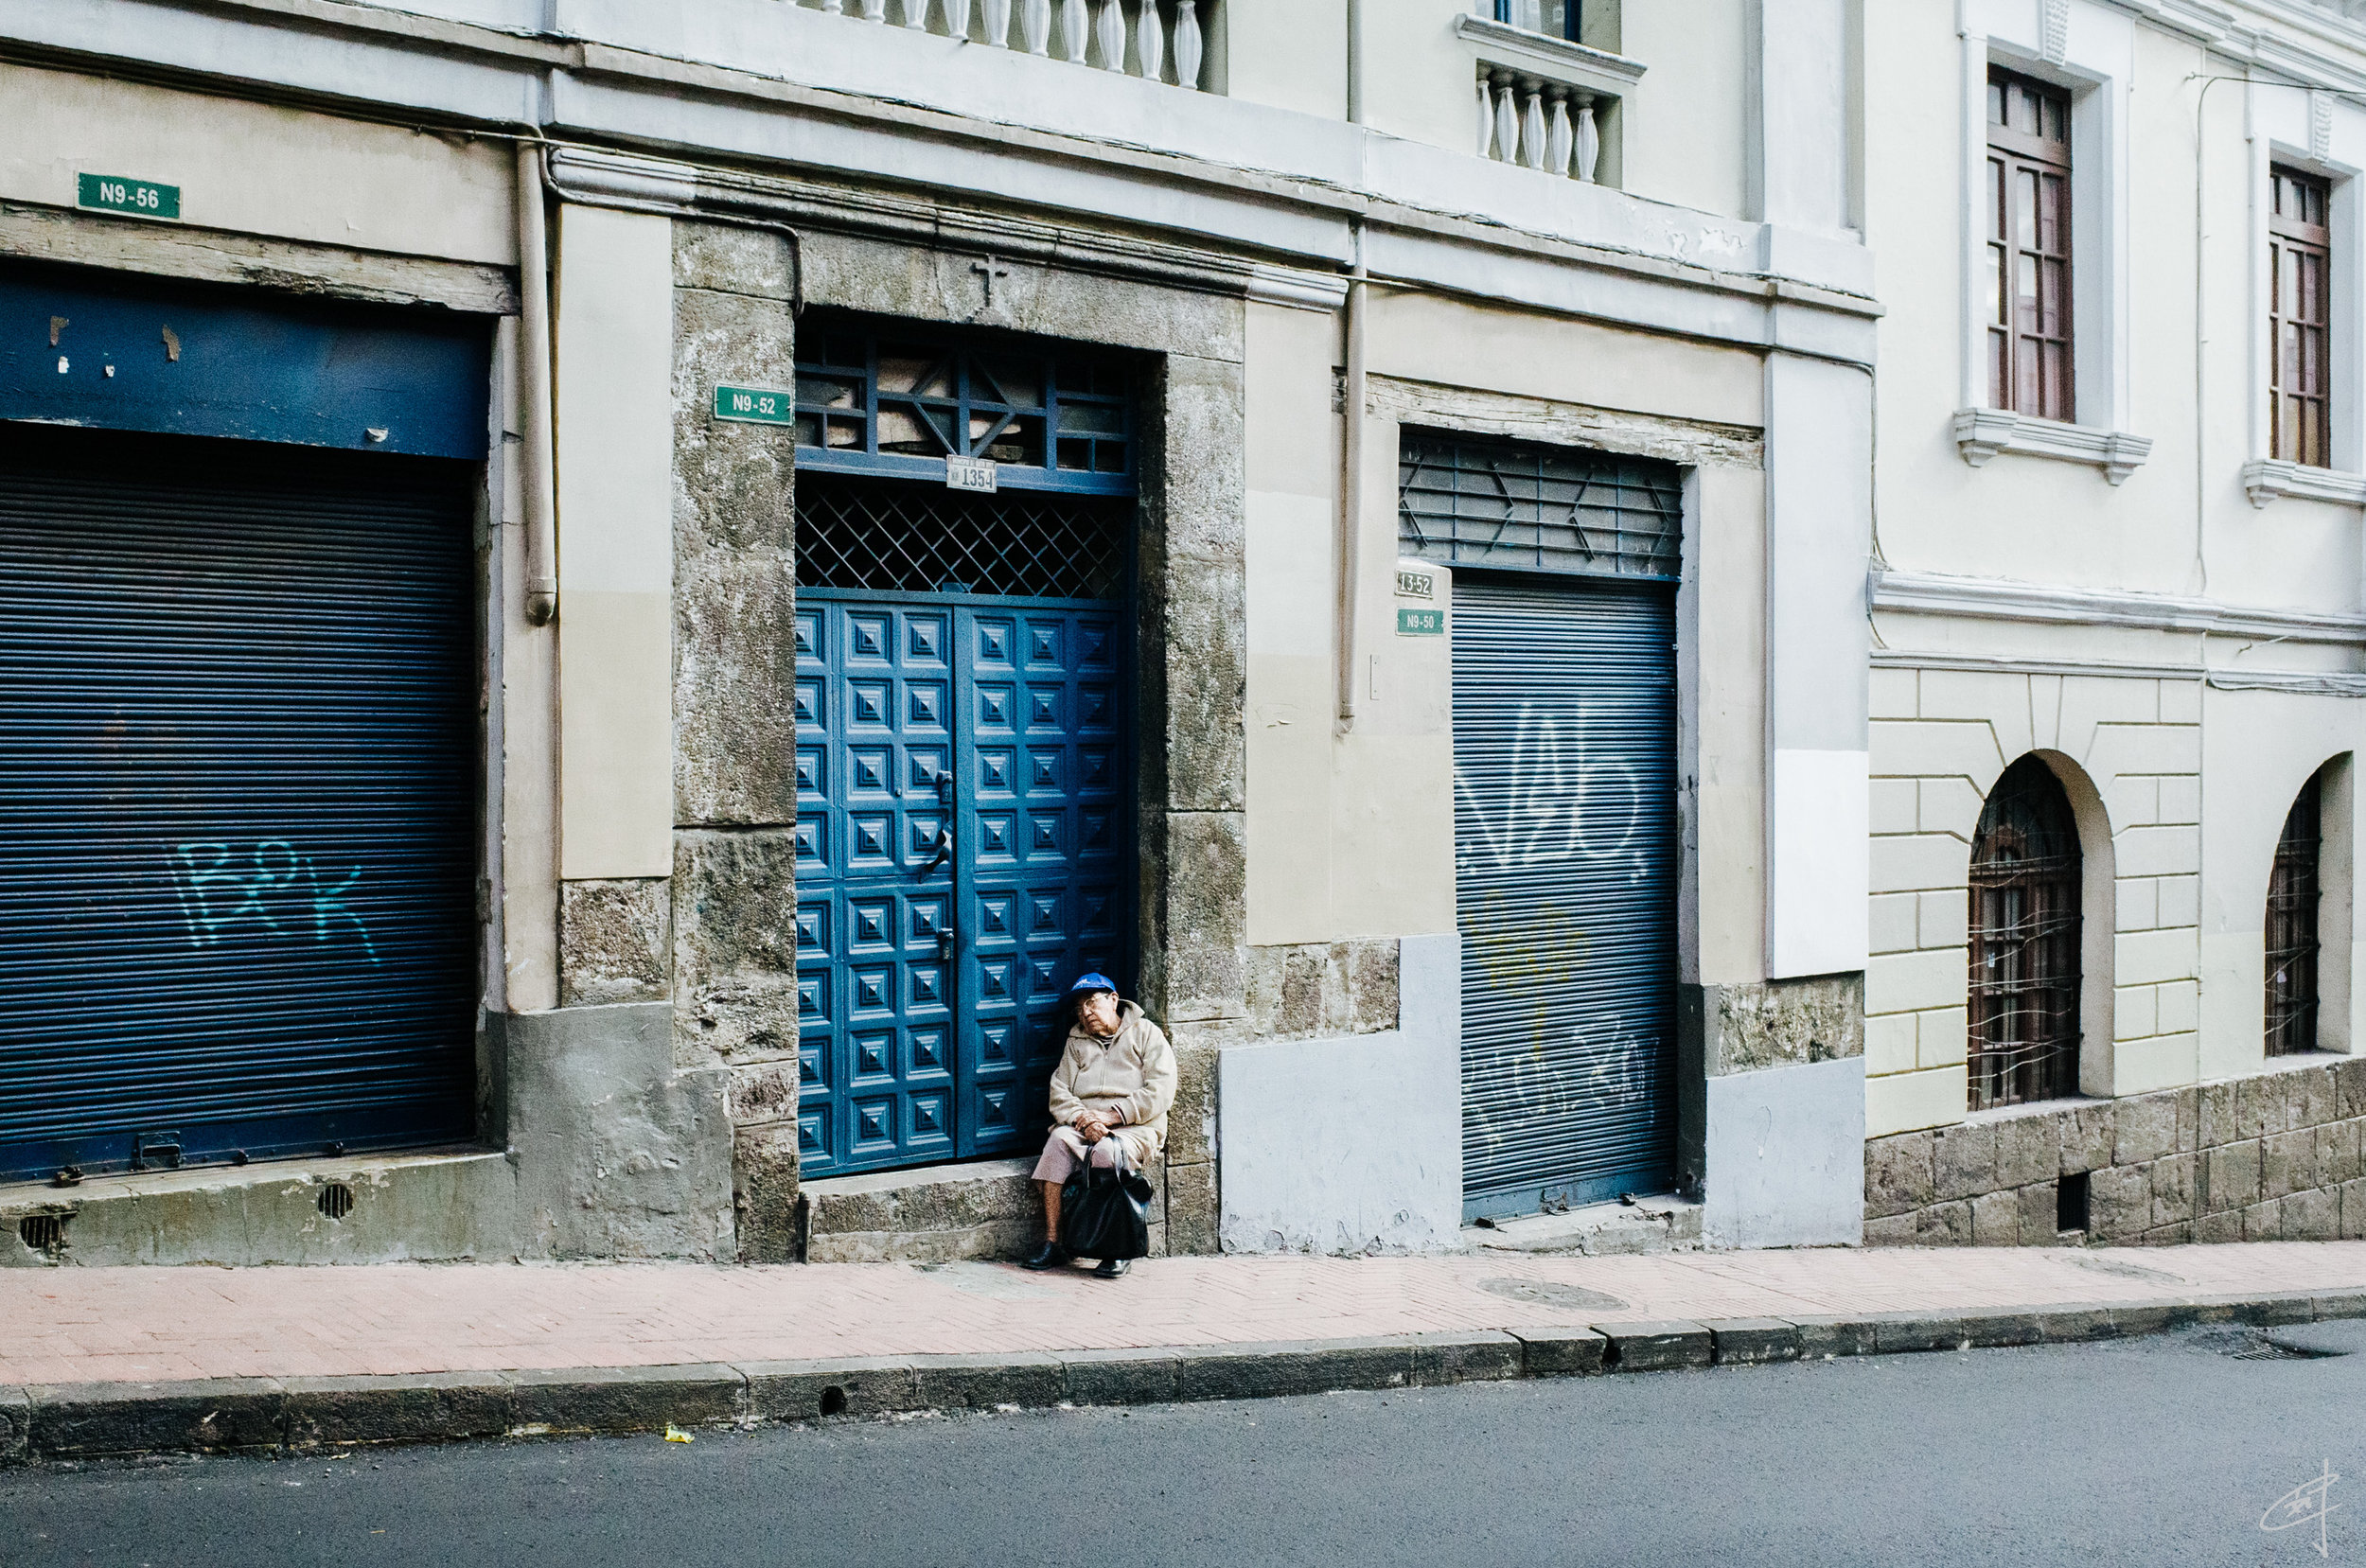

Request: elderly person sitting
left=1022, top=972, right=1175, bottom=1278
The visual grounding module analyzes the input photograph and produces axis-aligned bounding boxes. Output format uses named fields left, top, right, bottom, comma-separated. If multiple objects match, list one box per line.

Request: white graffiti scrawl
left=1452, top=700, right=1649, bottom=883
left=169, top=839, right=380, bottom=964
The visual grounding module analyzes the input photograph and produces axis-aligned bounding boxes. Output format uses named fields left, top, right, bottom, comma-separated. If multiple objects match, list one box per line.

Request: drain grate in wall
left=18, top=1213, right=65, bottom=1256
left=317, top=1182, right=356, bottom=1222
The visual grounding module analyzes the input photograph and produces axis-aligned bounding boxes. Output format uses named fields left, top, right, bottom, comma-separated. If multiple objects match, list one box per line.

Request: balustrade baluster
left=1174, top=0, right=1202, bottom=89
left=982, top=0, right=1011, bottom=44
left=1546, top=90, right=1573, bottom=177
left=862, top=0, right=886, bottom=19
left=1519, top=81, right=1545, bottom=169
left=821, top=0, right=843, bottom=14
left=903, top=0, right=929, bottom=26
left=1061, top=0, right=1088, bottom=60
left=1491, top=74, right=1517, bottom=166
left=1572, top=95, right=1600, bottom=183
left=1137, top=0, right=1165, bottom=82
left=945, top=0, right=973, bottom=37
left=1095, top=0, right=1126, bottom=70
left=1023, top=0, right=1051, bottom=53
left=1475, top=75, right=1495, bottom=158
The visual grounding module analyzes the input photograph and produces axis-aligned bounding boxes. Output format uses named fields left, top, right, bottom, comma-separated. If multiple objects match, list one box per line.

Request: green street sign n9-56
left=77, top=174, right=180, bottom=220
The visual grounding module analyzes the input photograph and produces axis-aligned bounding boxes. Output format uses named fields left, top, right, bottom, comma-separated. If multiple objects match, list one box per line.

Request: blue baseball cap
left=1066, top=972, right=1117, bottom=997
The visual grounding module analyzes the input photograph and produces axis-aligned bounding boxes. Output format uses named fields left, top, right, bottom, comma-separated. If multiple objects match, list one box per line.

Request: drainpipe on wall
left=1337, top=225, right=1368, bottom=728
left=1335, top=0, right=1368, bottom=729
left=517, top=142, right=558, bottom=627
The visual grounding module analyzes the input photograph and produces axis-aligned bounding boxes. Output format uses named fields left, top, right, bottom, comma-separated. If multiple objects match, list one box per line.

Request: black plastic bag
left=1059, top=1141, right=1154, bottom=1261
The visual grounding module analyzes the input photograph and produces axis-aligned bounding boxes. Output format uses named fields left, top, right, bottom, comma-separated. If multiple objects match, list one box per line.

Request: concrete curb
left=6, top=1288, right=2360, bottom=1462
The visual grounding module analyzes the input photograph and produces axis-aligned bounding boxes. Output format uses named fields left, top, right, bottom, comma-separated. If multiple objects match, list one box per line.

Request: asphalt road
left=9, top=1322, right=2366, bottom=1567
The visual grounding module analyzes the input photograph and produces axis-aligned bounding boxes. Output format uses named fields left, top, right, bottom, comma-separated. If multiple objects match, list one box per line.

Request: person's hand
left=1101, top=1102, right=1125, bottom=1127
left=1076, top=1116, right=1107, bottom=1144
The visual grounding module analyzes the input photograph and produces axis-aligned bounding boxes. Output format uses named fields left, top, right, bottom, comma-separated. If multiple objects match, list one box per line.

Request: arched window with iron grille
left=2267, top=774, right=2323, bottom=1058
left=1968, top=757, right=2082, bottom=1109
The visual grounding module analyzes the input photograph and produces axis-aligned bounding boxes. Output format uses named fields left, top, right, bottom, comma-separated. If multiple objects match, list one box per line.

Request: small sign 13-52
left=713, top=385, right=794, bottom=424
left=78, top=174, right=180, bottom=220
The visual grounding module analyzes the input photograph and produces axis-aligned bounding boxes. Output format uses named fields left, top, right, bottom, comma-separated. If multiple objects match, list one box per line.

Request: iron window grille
left=793, top=316, right=1135, bottom=497
left=2270, top=167, right=2334, bottom=467
left=1968, top=756, right=2083, bottom=1110
left=1398, top=430, right=1681, bottom=583
left=795, top=471, right=1129, bottom=601
left=1986, top=67, right=2075, bottom=421
left=2267, top=774, right=2323, bottom=1057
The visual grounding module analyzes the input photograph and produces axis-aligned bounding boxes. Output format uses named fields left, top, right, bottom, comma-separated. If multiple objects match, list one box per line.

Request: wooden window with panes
left=2270, top=167, right=2333, bottom=467
left=2266, top=775, right=2323, bottom=1058
left=1986, top=69, right=2075, bottom=420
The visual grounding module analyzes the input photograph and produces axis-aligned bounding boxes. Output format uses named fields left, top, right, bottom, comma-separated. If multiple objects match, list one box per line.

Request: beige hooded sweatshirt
left=1046, top=1000, right=1177, bottom=1166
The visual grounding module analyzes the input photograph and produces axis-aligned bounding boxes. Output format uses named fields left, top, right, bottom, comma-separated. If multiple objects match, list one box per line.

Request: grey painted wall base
left=503, top=1003, right=736, bottom=1260
left=0, top=1148, right=516, bottom=1267
left=1217, top=933, right=1462, bottom=1254
left=0, top=1002, right=743, bottom=1266
left=1702, top=1056, right=1865, bottom=1249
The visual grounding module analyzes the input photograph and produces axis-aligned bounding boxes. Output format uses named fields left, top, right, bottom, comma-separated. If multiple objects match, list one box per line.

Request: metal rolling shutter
left=1452, top=575, right=1678, bottom=1218
left=0, top=426, right=479, bottom=1182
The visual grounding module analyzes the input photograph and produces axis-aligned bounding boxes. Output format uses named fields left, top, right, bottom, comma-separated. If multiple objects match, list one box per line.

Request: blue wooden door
left=797, top=590, right=1129, bottom=1178
left=957, top=604, right=1129, bottom=1160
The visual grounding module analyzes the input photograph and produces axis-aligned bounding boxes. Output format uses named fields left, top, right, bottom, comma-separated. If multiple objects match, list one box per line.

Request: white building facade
left=1862, top=0, right=2366, bottom=1244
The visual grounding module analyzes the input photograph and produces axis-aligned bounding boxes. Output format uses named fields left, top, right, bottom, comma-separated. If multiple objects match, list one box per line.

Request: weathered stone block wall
left=1134, top=342, right=1249, bottom=1256
left=1242, top=940, right=1401, bottom=1042
left=1864, top=1056, right=2366, bottom=1245
left=1677, top=974, right=1864, bottom=1192
left=680, top=204, right=1251, bottom=1260
left=668, top=220, right=803, bottom=1258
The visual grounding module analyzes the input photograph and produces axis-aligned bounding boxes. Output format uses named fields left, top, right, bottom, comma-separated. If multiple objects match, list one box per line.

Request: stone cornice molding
left=1870, top=646, right=2366, bottom=692
left=2242, top=457, right=2366, bottom=505
left=1244, top=265, right=1351, bottom=313
left=1870, top=567, right=2366, bottom=643
left=1452, top=15, right=1649, bottom=99
left=1951, top=408, right=2154, bottom=484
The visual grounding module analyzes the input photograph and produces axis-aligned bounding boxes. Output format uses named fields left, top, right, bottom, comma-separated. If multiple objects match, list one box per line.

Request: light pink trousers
left=1031, top=1124, right=1128, bottom=1183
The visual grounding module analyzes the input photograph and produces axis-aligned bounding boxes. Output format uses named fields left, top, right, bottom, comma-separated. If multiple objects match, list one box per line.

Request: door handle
left=937, top=930, right=955, bottom=962
left=918, top=770, right=954, bottom=878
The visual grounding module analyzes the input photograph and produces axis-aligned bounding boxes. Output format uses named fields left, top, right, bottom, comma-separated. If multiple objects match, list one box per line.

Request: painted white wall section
left=1703, top=1055, right=1864, bottom=1247
left=1765, top=351, right=1872, bottom=977
left=553, top=204, right=676, bottom=880
left=1218, top=932, right=1463, bottom=1254
left=1746, top=0, right=1853, bottom=233
left=1772, top=748, right=1870, bottom=977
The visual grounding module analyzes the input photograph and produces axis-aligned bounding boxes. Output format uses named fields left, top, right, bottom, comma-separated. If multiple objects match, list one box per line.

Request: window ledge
left=1453, top=15, right=1647, bottom=97
left=1951, top=408, right=2153, bottom=486
left=2242, top=458, right=2366, bottom=508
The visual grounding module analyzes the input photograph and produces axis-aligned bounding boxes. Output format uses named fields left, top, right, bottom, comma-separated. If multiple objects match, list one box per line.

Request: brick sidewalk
left=8, top=1241, right=2366, bottom=1388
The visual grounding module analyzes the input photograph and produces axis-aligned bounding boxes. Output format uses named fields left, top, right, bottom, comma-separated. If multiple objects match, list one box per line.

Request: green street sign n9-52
left=713, top=385, right=794, bottom=424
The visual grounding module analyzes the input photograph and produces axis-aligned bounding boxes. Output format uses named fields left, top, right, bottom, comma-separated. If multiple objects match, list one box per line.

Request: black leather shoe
left=1094, top=1257, right=1131, bottom=1279
left=1020, top=1242, right=1066, bottom=1271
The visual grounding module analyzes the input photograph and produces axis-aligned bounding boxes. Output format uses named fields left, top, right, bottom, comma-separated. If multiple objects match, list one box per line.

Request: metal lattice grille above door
left=1399, top=430, right=1683, bottom=583
left=796, top=472, right=1130, bottom=600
